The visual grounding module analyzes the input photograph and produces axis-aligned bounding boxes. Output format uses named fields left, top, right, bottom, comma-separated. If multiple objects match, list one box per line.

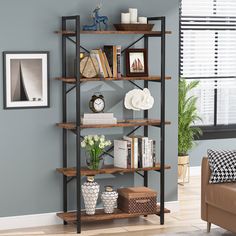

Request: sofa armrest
left=201, top=157, right=211, bottom=221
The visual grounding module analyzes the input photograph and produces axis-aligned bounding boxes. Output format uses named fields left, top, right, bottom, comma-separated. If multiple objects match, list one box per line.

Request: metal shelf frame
left=60, top=15, right=167, bottom=234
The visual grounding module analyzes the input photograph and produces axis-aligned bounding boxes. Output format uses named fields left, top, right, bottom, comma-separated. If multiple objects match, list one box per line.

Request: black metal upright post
left=75, top=15, right=81, bottom=234
left=144, top=35, right=149, bottom=188
left=62, top=17, right=68, bottom=225
left=160, top=17, right=166, bottom=225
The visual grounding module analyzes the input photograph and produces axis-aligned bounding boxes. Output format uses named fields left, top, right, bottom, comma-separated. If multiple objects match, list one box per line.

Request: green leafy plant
left=178, top=79, right=202, bottom=156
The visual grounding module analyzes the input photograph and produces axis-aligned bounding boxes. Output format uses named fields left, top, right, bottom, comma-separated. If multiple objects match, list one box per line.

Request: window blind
left=180, top=0, right=236, bottom=126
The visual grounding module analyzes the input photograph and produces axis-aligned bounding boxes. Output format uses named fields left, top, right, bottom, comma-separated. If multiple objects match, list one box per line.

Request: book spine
left=127, top=141, right=132, bottom=168
left=83, top=113, right=114, bottom=119
left=134, top=138, right=138, bottom=168
left=113, top=46, right=117, bottom=78
left=104, top=46, right=113, bottom=77
left=103, top=52, right=113, bottom=78
left=138, top=138, right=143, bottom=168
left=98, top=49, right=108, bottom=78
left=117, top=45, right=121, bottom=78
left=153, top=140, right=156, bottom=166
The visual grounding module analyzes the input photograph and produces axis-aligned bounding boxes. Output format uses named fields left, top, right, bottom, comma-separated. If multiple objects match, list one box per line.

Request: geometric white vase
left=101, top=186, right=118, bottom=214
left=82, top=176, right=100, bottom=215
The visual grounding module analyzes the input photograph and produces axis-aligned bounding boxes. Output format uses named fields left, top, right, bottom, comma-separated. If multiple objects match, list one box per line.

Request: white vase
left=82, top=176, right=100, bottom=215
left=101, top=186, right=118, bottom=214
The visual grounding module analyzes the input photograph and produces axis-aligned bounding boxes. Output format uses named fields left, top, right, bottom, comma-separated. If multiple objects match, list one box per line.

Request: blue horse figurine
left=83, top=17, right=97, bottom=31
left=93, top=6, right=108, bottom=31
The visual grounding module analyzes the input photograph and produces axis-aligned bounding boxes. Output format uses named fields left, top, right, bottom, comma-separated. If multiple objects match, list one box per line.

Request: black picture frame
left=126, top=48, right=148, bottom=77
left=3, top=51, right=50, bottom=109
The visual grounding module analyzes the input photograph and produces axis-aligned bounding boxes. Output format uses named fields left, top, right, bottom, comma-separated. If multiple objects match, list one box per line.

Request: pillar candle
left=129, top=8, right=138, bottom=23
left=138, top=17, right=148, bottom=24
left=121, top=13, right=131, bottom=24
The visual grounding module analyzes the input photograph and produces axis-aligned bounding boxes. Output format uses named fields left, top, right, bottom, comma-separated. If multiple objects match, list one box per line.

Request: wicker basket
left=117, top=187, right=157, bottom=214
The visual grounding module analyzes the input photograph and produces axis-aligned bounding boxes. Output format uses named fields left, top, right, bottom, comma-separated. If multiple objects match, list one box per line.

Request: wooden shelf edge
left=57, top=206, right=170, bottom=223
left=56, top=119, right=171, bottom=130
left=55, top=76, right=171, bottom=83
left=55, top=30, right=172, bottom=35
left=56, top=164, right=171, bottom=177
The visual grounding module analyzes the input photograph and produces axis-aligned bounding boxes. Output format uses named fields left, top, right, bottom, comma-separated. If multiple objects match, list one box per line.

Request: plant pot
left=178, top=155, right=190, bottom=184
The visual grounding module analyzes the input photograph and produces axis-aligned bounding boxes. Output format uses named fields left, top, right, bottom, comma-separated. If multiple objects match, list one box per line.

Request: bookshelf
left=56, top=15, right=171, bottom=234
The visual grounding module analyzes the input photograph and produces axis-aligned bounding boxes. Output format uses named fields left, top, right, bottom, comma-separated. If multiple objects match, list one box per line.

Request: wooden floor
left=0, top=176, right=217, bottom=236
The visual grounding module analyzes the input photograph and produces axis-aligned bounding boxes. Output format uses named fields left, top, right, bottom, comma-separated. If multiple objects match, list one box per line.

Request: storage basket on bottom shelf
left=117, top=187, right=157, bottom=214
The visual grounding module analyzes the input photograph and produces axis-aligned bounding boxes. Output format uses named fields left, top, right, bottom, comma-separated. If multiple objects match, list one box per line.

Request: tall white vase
left=82, top=176, right=100, bottom=215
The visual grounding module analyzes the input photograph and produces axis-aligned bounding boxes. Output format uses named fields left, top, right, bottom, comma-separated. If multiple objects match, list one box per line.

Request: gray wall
left=189, top=138, right=236, bottom=166
left=0, top=0, right=179, bottom=217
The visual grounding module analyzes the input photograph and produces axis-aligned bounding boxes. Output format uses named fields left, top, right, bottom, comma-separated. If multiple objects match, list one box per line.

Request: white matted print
left=129, top=52, right=145, bottom=73
left=3, top=52, right=49, bottom=109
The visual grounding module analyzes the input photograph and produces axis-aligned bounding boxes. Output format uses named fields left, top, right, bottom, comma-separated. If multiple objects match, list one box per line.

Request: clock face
left=93, top=98, right=105, bottom=112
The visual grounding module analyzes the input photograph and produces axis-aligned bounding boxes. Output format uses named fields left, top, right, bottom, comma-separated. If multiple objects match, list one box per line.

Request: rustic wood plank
left=55, top=30, right=172, bottom=36
left=55, top=76, right=171, bottom=83
left=57, top=205, right=170, bottom=223
left=56, top=164, right=171, bottom=177
left=56, top=119, right=171, bottom=130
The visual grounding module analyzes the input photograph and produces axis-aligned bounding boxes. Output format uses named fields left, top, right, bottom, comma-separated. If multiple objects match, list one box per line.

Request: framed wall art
left=3, top=51, right=49, bottom=109
left=126, top=48, right=148, bottom=77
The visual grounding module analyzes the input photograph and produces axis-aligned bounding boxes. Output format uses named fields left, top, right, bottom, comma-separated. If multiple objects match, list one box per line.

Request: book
left=113, top=46, right=117, bottom=78
left=90, top=49, right=105, bottom=78
left=103, top=52, right=113, bottom=78
left=104, top=45, right=118, bottom=78
left=81, top=118, right=117, bottom=125
left=114, top=140, right=129, bottom=168
left=117, top=45, right=121, bottom=78
left=97, top=49, right=108, bottom=78
left=142, top=137, right=149, bottom=168
left=83, top=113, right=114, bottom=120
left=123, top=136, right=138, bottom=168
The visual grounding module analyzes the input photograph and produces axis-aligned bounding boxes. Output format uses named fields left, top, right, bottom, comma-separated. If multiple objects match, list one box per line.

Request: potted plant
left=81, top=135, right=111, bottom=170
left=178, top=79, right=202, bottom=182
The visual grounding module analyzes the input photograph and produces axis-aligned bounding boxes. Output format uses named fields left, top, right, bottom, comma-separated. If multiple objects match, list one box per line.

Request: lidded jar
left=101, top=186, right=118, bottom=214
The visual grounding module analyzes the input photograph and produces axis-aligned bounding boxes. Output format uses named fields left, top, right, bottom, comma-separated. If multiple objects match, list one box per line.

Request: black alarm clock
left=89, top=93, right=105, bottom=113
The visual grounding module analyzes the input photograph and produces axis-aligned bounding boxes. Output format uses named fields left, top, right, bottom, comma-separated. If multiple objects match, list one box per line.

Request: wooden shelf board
left=57, top=206, right=170, bottom=223
left=55, top=76, right=171, bottom=83
left=57, top=164, right=171, bottom=177
left=55, top=30, right=172, bottom=36
left=57, top=119, right=171, bottom=130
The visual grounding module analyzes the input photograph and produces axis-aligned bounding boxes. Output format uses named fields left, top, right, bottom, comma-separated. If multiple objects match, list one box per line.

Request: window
left=180, top=0, right=236, bottom=139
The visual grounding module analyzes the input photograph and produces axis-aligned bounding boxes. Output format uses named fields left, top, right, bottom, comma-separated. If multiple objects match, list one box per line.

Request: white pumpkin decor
left=124, top=88, right=154, bottom=111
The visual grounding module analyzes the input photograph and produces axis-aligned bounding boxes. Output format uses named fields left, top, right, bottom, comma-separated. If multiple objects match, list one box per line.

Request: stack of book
left=90, top=45, right=121, bottom=78
left=114, top=136, right=157, bottom=169
left=81, top=113, right=117, bottom=125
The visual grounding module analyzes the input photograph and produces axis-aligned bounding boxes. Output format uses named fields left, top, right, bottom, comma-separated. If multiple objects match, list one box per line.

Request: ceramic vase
left=82, top=176, right=100, bottom=215
left=101, top=186, right=118, bottom=214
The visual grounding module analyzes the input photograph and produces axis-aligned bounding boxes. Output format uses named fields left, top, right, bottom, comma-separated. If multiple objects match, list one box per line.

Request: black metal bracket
left=135, top=171, right=144, bottom=178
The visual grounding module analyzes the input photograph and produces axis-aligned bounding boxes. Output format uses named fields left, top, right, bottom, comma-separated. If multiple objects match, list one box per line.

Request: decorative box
left=117, top=187, right=157, bottom=214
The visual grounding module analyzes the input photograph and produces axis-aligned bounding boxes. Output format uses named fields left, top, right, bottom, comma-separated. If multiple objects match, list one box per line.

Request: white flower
left=99, top=143, right=105, bottom=149
left=81, top=141, right=86, bottom=148
left=89, top=140, right=94, bottom=146
left=94, top=135, right=99, bottom=142
left=105, top=140, right=111, bottom=146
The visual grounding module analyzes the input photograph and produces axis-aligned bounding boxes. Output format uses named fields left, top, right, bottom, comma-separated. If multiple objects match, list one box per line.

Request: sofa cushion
left=206, top=182, right=236, bottom=215
left=208, top=149, right=236, bottom=184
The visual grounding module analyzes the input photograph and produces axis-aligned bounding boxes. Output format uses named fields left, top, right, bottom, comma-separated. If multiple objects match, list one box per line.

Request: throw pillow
left=207, top=149, right=236, bottom=184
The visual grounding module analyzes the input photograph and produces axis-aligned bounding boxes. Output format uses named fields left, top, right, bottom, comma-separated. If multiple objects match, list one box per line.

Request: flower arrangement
left=81, top=135, right=112, bottom=170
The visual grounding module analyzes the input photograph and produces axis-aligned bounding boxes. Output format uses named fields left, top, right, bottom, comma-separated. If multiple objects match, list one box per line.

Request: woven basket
left=117, top=187, right=157, bottom=214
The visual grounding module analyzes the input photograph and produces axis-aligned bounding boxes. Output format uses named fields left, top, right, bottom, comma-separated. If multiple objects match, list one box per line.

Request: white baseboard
left=0, top=212, right=62, bottom=231
left=190, top=166, right=201, bottom=176
left=0, top=201, right=179, bottom=231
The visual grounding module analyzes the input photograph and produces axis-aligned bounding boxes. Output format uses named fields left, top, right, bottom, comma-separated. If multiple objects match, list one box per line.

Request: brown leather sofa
left=201, top=157, right=236, bottom=233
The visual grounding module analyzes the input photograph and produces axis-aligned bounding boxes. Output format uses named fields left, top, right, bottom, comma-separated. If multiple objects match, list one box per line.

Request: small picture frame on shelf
left=126, top=48, right=148, bottom=77
left=3, top=51, right=49, bottom=109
